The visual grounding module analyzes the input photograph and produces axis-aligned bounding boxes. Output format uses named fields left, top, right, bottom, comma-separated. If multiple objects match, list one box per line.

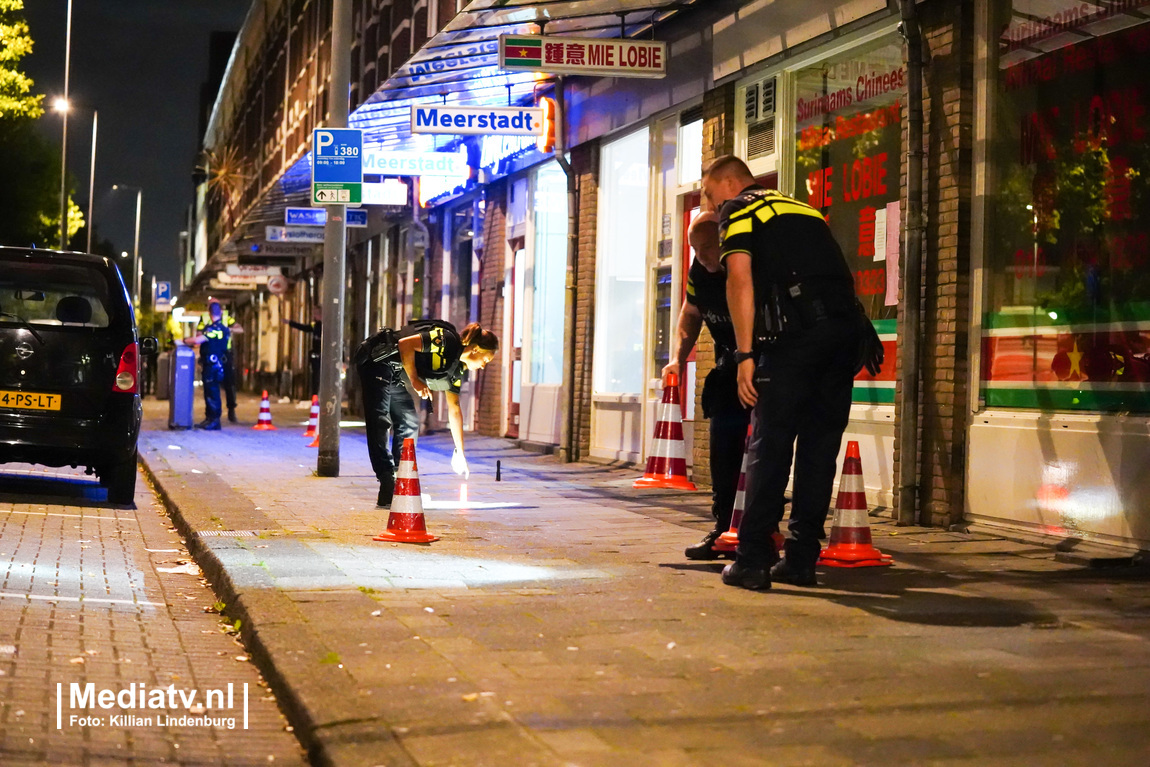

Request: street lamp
left=53, top=99, right=98, bottom=253
left=112, top=184, right=143, bottom=306
left=57, top=0, right=74, bottom=250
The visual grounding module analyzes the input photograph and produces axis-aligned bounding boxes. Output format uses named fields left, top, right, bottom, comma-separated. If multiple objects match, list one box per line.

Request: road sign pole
left=317, top=0, right=352, bottom=478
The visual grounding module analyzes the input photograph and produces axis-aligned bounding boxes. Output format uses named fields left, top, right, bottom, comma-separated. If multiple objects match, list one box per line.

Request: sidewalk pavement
left=0, top=458, right=306, bottom=766
left=139, top=393, right=1150, bottom=767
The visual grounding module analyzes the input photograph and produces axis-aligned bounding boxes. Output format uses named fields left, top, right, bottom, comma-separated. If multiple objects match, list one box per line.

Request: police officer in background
left=184, top=299, right=232, bottom=431
left=703, top=155, right=881, bottom=591
left=282, top=306, right=322, bottom=398
left=663, top=207, right=751, bottom=560
left=198, top=301, right=243, bottom=422
left=355, top=320, right=498, bottom=508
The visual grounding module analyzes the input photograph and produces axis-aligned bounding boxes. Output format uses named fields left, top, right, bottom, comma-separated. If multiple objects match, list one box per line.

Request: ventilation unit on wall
left=742, top=76, right=776, bottom=160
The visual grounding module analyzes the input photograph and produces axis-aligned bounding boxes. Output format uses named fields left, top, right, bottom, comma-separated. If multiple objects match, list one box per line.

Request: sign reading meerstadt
left=499, top=34, right=666, bottom=78
left=410, top=105, right=545, bottom=136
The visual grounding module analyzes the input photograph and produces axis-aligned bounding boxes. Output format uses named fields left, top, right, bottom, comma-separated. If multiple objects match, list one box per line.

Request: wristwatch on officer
left=734, top=350, right=755, bottom=364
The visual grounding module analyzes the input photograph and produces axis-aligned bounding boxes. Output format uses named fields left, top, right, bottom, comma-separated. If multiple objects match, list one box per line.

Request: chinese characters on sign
left=499, top=35, right=666, bottom=79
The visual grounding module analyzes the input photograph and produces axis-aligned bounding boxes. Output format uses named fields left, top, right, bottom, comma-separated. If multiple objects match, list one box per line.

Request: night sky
left=20, top=0, right=251, bottom=291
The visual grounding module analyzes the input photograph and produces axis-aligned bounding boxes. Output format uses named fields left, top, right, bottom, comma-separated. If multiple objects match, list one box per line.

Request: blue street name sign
left=312, top=128, right=363, bottom=205
left=286, top=207, right=367, bottom=227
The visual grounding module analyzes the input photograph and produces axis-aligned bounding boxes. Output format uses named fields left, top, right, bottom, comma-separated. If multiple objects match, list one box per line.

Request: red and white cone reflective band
left=818, top=440, right=892, bottom=568
left=302, top=395, right=319, bottom=438
left=633, top=373, right=697, bottom=491
left=373, top=438, right=438, bottom=544
left=253, top=390, right=277, bottom=430
left=715, top=424, right=752, bottom=553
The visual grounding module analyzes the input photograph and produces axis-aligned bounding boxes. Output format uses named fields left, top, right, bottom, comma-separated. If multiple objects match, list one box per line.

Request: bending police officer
left=663, top=209, right=751, bottom=560
left=183, top=299, right=231, bottom=431
left=355, top=320, right=498, bottom=508
left=703, top=155, right=869, bottom=591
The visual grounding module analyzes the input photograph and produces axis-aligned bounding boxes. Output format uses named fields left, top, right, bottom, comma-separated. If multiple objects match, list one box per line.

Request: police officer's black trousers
left=222, top=361, right=237, bottom=411
left=357, top=359, right=420, bottom=486
left=738, top=316, right=857, bottom=567
left=705, top=370, right=751, bottom=533
left=202, top=379, right=222, bottom=423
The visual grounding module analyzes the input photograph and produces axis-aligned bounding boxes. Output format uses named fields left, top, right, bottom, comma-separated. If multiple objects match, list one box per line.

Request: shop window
left=594, top=127, right=650, bottom=395
left=677, top=117, right=703, bottom=186
left=792, top=36, right=904, bottom=404
left=531, top=162, right=567, bottom=385
left=982, top=5, right=1150, bottom=412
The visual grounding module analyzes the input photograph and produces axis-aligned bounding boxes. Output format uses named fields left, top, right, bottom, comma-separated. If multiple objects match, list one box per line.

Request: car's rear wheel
left=102, top=450, right=138, bottom=504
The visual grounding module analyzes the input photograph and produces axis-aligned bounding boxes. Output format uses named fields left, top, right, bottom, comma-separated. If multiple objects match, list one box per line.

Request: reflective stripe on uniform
left=720, top=248, right=752, bottom=262
left=755, top=199, right=826, bottom=224
left=685, top=278, right=696, bottom=297
left=725, top=217, right=753, bottom=238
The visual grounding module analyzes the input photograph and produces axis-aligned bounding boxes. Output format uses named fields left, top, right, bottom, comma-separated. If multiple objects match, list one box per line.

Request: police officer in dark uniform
left=283, top=306, right=322, bottom=397
left=184, top=299, right=232, bottom=431
left=663, top=209, right=751, bottom=560
left=703, top=154, right=881, bottom=590
left=355, top=320, right=498, bottom=508
left=198, top=304, right=242, bottom=422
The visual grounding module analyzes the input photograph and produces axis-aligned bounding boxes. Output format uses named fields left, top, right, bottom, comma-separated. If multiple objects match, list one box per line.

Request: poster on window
left=793, top=37, right=904, bottom=403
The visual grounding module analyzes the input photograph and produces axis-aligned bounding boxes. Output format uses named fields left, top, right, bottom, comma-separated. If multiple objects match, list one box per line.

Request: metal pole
left=316, top=0, right=352, bottom=477
left=86, top=111, right=98, bottom=253
left=552, top=77, right=578, bottom=464
left=133, top=190, right=142, bottom=309
left=897, top=0, right=925, bottom=526
left=58, top=0, right=73, bottom=250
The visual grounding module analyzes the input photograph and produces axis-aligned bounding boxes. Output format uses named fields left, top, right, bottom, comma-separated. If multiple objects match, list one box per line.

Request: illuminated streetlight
left=112, top=185, right=143, bottom=307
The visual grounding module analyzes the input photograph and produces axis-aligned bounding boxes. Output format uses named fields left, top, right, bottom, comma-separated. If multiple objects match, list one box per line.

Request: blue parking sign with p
left=312, top=128, right=363, bottom=205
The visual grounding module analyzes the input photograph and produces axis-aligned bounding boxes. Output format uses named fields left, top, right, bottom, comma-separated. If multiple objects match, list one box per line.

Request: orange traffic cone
left=633, top=373, right=696, bottom=490
left=307, top=433, right=319, bottom=448
left=373, top=438, right=438, bottom=543
left=714, top=423, right=784, bottom=555
left=818, top=441, right=892, bottom=568
left=252, top=390, right=277, bottom=430
left=302, top=395, right=319, bottom=438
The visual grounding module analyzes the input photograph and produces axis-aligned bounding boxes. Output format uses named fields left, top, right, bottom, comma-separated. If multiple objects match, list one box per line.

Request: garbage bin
left=155, top=350, right=172, bottom=400
left=168, top=345, right=196, bottom=430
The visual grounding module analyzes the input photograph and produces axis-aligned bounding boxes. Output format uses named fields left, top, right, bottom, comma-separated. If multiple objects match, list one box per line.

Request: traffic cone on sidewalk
left=714, top=423, right=783, bottom=555
left=818, top=441, right=892, bottom=568
left=302, top=395, right=319, bottom=438
left=633, top=373, right=696, bottom=490
left=252, top=391, right=277, bottom=430
left=373, top=438, right=438, bottom=544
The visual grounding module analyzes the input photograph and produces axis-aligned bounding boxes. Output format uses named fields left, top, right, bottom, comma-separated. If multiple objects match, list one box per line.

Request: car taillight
left=114, top=342, right=138, bottom=393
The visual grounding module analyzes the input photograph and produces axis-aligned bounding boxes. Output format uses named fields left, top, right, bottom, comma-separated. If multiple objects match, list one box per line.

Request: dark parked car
left=0, top=247, right=157, bottom=503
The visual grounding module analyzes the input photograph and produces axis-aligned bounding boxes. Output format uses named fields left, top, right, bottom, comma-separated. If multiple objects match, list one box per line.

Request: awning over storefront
left=351, top=0, right=703, bottom=150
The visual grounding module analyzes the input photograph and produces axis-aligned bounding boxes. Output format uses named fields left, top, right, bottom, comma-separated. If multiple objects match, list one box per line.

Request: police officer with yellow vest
left=703, top=155, right=882, bottom=591
left=197, top=301, right=243, bottom=422
left=184, top=299, right=233, bottom=430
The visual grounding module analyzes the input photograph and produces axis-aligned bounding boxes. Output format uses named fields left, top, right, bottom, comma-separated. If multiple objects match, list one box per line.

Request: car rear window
left=0, top=262, right=115, bottom=328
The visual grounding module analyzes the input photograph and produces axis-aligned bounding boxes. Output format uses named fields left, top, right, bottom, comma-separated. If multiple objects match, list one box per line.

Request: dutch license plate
left=0, top=390, right=62, bottom=411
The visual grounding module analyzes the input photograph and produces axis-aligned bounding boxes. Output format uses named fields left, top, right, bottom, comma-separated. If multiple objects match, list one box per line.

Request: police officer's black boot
left=770, top=538, right=819, bottom=587
left=685, top=530, right=732, bottom=560
left=227, top=408, right=237, bottom=423
left=196, top=419, right=221, bottom=431
left=376, top=477, right=395, bottom=509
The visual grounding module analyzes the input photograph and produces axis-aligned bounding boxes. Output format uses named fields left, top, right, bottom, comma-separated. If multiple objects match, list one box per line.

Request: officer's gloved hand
left=853, top=300, right=884, bottom=376
left=451, top=449, right=470, bottom=479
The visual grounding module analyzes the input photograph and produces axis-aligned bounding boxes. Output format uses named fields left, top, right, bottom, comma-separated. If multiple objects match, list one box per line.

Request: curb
left=138, top=453, right=418, bottom=767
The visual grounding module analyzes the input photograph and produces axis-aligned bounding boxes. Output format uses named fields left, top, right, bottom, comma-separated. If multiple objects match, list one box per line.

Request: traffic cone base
left=302, top=395, right=319, bottom=438
left=253, top=390, right=277, bottom=430
left=818, top=441, right=892, bottom=568
left=373, top=438, right=438, bottom=544
left=634, top=373, right=697, bottom=491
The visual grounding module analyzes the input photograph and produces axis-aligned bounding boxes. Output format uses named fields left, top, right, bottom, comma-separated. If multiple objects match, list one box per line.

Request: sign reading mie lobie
left=410, top=105, right=545, bottom=136
left=499, top=34, right=666, bottom=79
